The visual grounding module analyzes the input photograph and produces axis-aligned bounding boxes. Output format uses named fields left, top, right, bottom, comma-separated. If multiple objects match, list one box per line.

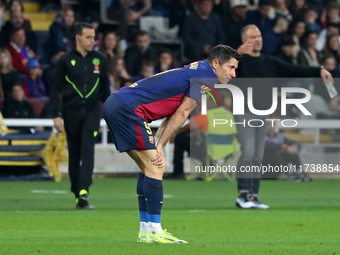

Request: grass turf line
left=0, top=178, right=339, bottom=255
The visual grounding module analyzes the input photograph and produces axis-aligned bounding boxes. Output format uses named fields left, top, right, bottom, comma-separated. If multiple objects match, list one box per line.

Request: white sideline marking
left=163, top=194, right=173, bottom=198
left=30, top=190, right=67, bottom=194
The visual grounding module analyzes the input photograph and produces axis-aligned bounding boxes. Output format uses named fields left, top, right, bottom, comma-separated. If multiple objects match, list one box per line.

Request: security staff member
left=50, top=23, right=110, bottom=209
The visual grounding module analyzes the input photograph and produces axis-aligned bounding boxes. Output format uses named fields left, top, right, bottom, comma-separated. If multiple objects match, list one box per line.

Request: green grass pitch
left=0, top=178, right=339, bottom=255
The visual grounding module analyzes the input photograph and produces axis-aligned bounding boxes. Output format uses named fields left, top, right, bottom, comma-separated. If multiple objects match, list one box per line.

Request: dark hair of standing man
left=75, top=22, right=94, bottom=36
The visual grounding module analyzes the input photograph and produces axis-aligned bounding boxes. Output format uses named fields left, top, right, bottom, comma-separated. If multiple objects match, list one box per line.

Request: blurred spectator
left=288, top=19, right=306, bottom=56
left=79, top=0, right=100, bottom=21
left=246, top=0, right=273, bottom=32
left=140, top=61, right=154, bottom=78
left=302, top=54, right=337, bottom=125
left=323, top=34, right=340, bottom=66
left=321, top=1, right=340, bottom=30
left=272, top=0, right=292, bottom=22
left=7, top=0, right=25, bottom=15
left=304, top=6, right=322, bottom=33
left=122, top=79, right=134, bottom=87
left=42, top=49, right=65, bottom=96
left=223, top=0, right=248, bottom=50
left=109, top=56, right=131, bottom=93
left=2, top=83, right=35, bottom=131
left=46, top=9, right=75, bottom=62
left=275, top=35, right=297, bottom=64
left=321, top=53, right=340, bottom=76
left=125, top=31, right=155, bottom=76
left=154, top=48, right=178, bottom=73
left=99, top=31, right=118, bottom=64
left=168, top=0, right=195, bottom=36
left=213, top=0, right=232, bottom=15
left=289, top=0, right=308, bottom=20
left=319, top=54, right=340, bottom=114
left=0, top=1, right=5, bottom=28
left=305, top=0, right=325, bottom=18
left=262, top=16, right=289, bottom=54
left=85, top=10, right=100, bottom=32
left=7, top=0, right=22, bottom=14
left=297, top=30, right=321, bottom=66
left=0, top=48, right=18, bottom=98
left=6, top=27, right=36, bottom=74
left=316, top=22, right=339, bottom=51
left=0, top=10, right=36, bottom=52
left=263, top=119, right=311, bottom=181
left=183, top=0, right=224, bottom=62
left=107, top=0, right=152, bottom=40
left=38, top=0, right=60, bottom=12
left=314, top=54, right=340, bottom=104
left=85, top=11, right=102, bottom=50
left=22, top=58, right=47, bottom=101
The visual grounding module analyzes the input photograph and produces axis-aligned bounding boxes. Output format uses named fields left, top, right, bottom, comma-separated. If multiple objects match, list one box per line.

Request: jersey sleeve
left=186, top=78, right=203, bottom=103
left=187, top=77, right=219, bottom=104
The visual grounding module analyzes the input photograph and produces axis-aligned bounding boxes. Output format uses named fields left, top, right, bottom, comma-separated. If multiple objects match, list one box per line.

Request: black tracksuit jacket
left=50, top=48, right=111, bottom=117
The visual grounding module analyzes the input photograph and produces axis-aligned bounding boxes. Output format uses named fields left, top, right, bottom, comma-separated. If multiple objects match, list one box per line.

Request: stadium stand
left=23, top=2, right=55, bottom=31
left=0, top=112, right=67, bottom=181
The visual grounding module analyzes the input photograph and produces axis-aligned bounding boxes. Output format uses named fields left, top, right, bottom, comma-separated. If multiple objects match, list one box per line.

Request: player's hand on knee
left=152, top=148, right=166, bottom=168
left=53, top=117, right=64, bottom=132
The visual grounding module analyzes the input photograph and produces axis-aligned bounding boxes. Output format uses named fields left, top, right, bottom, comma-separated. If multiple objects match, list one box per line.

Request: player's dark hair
left=206, top=45, right=241, bottom=65
left=75, top=22, right=94, bottom=36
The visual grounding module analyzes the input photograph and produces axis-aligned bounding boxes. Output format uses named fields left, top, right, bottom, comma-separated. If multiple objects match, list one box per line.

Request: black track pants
left=63, top=107, right=101, bottom=197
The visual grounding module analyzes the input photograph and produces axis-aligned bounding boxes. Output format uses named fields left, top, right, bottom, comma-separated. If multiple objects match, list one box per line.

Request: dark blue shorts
left=103, top=94, right=156, bottom=152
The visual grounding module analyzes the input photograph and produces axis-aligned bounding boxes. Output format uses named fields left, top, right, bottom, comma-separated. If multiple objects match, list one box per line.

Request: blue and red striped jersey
left=114, top=60, right=217, bottom=122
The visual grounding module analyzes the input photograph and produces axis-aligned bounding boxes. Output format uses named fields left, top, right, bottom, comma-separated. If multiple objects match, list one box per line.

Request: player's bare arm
left=152, top=96, right=197, bottom=167
left=154, top=117, right=170, bottom=144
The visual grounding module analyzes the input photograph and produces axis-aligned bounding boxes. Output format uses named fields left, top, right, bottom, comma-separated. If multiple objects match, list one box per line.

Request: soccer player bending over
left=103, top=45, right=241, bottom=244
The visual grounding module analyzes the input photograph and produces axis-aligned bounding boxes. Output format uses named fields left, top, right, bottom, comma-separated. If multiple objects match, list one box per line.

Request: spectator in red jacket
left=0, top=3, right=36, bottom=52
left=5, top=27, right=36, bottom=74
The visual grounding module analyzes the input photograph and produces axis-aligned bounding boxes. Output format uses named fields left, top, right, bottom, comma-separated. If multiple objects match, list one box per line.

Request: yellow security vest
left=205, top=107, right=239, bottom=160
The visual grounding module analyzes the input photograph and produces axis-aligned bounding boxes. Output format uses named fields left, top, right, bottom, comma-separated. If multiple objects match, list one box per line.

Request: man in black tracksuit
left=50, top=23, right=110, bottom=209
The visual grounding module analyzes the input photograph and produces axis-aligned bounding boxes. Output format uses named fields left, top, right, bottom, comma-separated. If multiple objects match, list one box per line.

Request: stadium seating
left=0, top=112, right=67, bottom=181
left=0, top=131, right=67, bottom=182
left=23, top=2, right=55, bottom=31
